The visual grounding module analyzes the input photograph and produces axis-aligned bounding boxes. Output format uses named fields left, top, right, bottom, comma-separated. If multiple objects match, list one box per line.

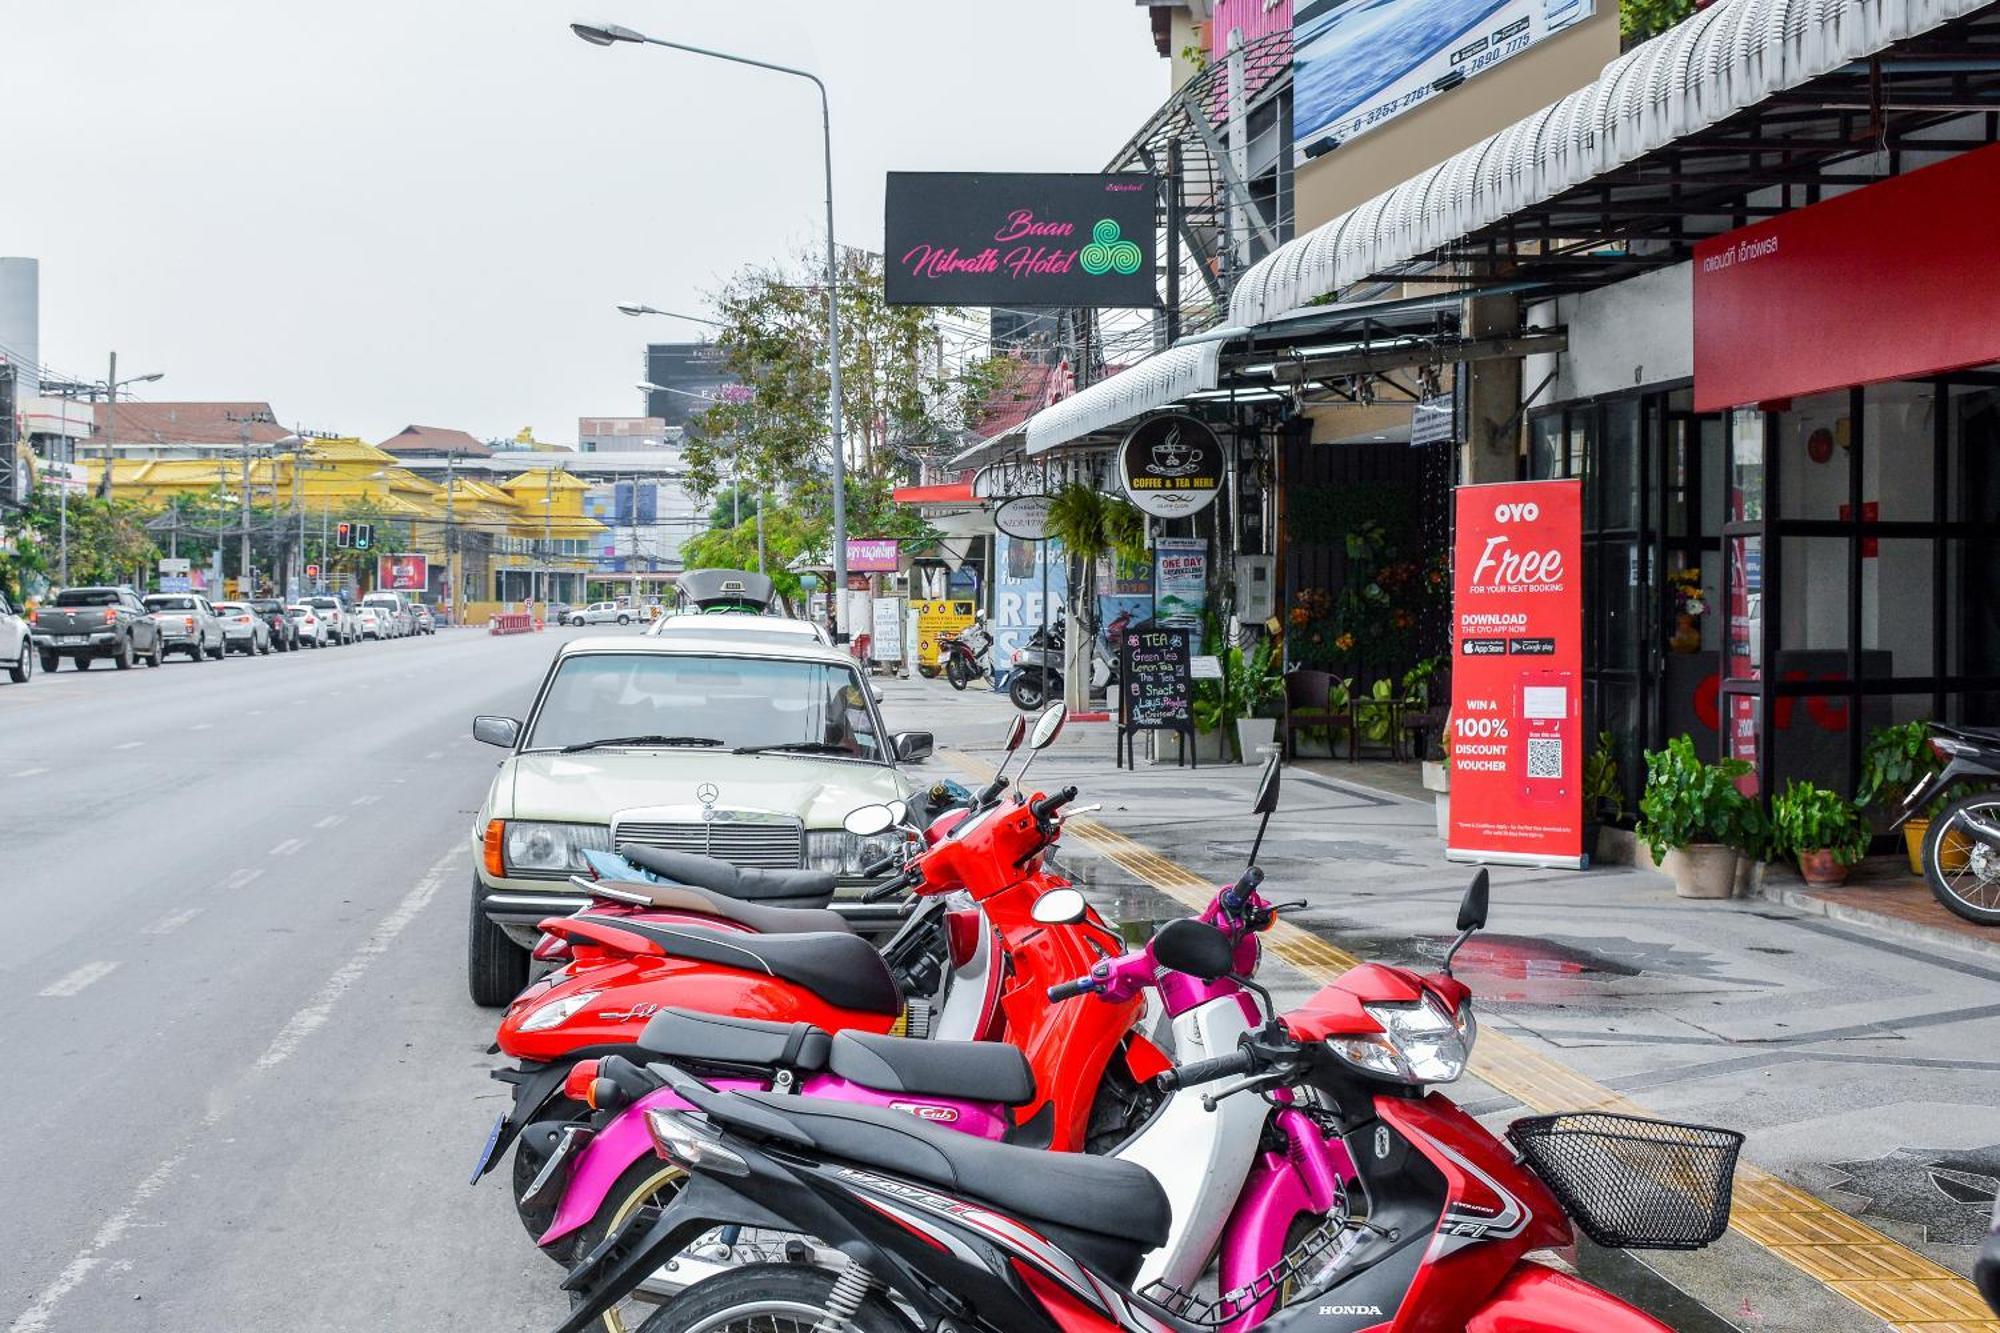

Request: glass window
left=1862, top=381, right=1938, bottom=522
left=1529, top=413, right=1564, bottom=481
left=1861, top=539, right=1936, bottom=678
left=1599, top=400, right=1640, bottom=530
left=1777, top=391, right=1853, bottom=521
left=1729, top=410, right=1766, bottom=522
left=1776, top=537, right=1849, bottom=657
left=1726, top=535, right=1764, bottom=681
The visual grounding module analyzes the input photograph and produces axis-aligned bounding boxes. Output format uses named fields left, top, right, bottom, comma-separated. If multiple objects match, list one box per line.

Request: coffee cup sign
left=1118, top=414, right=1224, bottom=518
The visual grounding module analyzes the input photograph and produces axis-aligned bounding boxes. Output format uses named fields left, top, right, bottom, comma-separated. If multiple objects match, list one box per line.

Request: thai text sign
left=846, top=539, right=900, bottom=573
left=885, top=173, right=1157, bottom=308
left=914, top=599, right=976, bottom=668
left=1448, top=480, right=1585, bottom=868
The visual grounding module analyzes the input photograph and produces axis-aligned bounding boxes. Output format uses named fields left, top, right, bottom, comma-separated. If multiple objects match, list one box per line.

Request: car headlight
left=503, top=821, right=612, bottom=874
left=517, top=989, right=601, bottom=1033
left=1326, top=993, right=1475, bottom=1086
left=804, top=830, right=907, bottom=876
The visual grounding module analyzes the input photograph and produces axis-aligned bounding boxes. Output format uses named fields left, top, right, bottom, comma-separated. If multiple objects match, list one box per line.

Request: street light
left=617, top=303, right=722, bottom=327
left=574, top=20, right=849, bottom=639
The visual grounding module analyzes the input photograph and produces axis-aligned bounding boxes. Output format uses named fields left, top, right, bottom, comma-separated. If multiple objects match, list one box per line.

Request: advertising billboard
left=846, top=538, right=901, bottom=573
left=1293, top=0, right=1595, bottom=164
left=377, top=553, right=429, bottom=591
left=885, top=173, right=1157, bottom=308
left=1447, top=480, right=1585, bottom=868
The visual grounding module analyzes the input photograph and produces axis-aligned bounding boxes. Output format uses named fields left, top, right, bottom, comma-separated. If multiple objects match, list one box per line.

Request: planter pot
left=1434, top=791, right=1451, bottom=841
left=1421, top=761, right=1450, bottom=795
left=1662, top=844, right=1738, bottom=899
left=1796, top=848, right=1850, bottom=887
left=1192, top=727, right=1230, bottom=765
left=1901, top=818, right=1929, bottom=875
left=1236, top=717, right=1277, bottom=764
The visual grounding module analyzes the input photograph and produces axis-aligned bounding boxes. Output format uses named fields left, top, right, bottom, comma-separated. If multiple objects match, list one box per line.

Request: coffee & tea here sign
left=1117, top=414, right=1224, bottom=518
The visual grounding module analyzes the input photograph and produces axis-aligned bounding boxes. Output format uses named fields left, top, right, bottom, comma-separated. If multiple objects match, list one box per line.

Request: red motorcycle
left=556, top=871, right=1743, bottom=1333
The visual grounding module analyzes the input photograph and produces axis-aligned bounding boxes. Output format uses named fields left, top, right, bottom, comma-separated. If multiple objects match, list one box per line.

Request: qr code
left=1526, top=737, right=1563, bottom=779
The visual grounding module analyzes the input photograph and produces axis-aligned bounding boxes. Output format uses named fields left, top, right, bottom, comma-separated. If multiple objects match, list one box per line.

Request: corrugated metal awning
left=1023, top=341, right=1223, bottom=456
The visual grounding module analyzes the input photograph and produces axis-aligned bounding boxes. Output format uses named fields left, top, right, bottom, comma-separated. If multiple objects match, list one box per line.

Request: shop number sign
left=1447, top=480, right=1585, bottom=868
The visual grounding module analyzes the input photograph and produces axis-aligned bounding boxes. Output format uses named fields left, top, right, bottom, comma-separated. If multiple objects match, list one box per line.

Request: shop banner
left=914, top=598, right=976, bottom=668
left=1693, top=142, right=2000, bottom=411
left=1447, top=480, right=1585, bottom=868
left=871, top=597, right=904, bottom=662
left=993, top=531, right=1066, bottom=670
left=846, top=538, right=901, bottom=573
left=1153, top=537, right=1208, bottom=630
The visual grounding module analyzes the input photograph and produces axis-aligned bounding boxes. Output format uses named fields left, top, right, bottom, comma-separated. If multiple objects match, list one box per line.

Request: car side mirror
left=473, top=715, right=521, bottom=749
left=1457, top=869, right=1490, bottom=933
left=893, top=731, right=934, bottom=763
left=1151, top=918, right=1236, bottom=982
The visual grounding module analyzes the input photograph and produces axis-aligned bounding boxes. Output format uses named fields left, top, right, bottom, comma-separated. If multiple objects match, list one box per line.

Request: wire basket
left=1507, top=1112, right=1744, bottom=1250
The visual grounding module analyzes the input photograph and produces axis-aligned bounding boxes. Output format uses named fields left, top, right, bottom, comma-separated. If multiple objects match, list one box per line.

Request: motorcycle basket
left=1507, top=1112, right=1743, bottom=1250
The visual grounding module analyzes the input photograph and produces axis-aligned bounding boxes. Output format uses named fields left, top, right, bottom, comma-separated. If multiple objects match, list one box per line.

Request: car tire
left=209, top=640, right=225, bottom=661
left=9, top=646, right=30, bottom=684
left=259, top=637, right=271, bottom=656
left=468, top=875, right=531, bottom=1008
left=40, top=651, right=59, bottom=674
left=74, top=655, right=92, bottom=670
left=114, top=637, right=134, bottom=670
left=148, top=640, right=163, bottom=668
left=617, top=615, right=630, bottom=625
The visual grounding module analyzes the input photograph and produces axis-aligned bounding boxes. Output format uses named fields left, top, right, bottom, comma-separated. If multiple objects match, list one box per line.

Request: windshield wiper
left=561, top=735, right=724, bottom=754
left=734, top=741, right=856, bottom=756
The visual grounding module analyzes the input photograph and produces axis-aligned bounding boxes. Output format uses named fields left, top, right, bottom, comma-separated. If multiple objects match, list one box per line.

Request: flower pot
left=1662, top=844, right=1738, bottom=899
left=1434, top=791, right=1450, bottom=842
left=1901, top=818, right=1929, bottom=875
left=1192, top=727, right=1230, bottom=765
left=1236, top=717, right=1277, bottom=764
left=1796, top=848, right=1849, bottom=887
left=1421, top=761, right=1450, bottom=795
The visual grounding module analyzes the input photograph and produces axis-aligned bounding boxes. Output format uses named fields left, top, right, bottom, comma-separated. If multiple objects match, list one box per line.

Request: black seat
left=592, top=880, right=852, bottom=936
left=829, top=1032, right=1035, bottom=1107
left=724, top=1092, right=1170, bottom=1254
left=618, top=922, right=902, bottom=1017
left=621, top=846, right=837, bottom=909
left=638, top=1009, right=832, bottom=1071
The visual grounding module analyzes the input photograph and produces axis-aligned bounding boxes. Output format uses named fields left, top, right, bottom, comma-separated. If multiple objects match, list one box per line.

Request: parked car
left=34, top=585, right=166, bottom=670
left=211, top=601, right=273, bottom=656
left=248, top=598, right=298, bottom=651
left=354, top=606, right=388, bottom=641
left=566, top=601, right=636, bottom=626
left=649, top=610, right=832, bottom=646
left=143, top=592, right=226, bottom=661
left=465, top=631, right=933, bottom=1005
left=1, top=591, right=34, bottom=683
left=303, top=596, right=354, bottom=644
left=411, top=603, right=436, bottom=635
left=361, top=591, right=413, bottom=637
left=286, top=603, right=331, bottom=647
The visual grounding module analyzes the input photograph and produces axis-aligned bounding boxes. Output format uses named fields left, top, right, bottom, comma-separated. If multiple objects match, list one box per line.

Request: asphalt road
left=0, top=628, right=612, bottom=1332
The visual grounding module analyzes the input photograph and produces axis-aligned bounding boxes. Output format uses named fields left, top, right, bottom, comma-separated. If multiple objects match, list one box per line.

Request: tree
left=1622, top=0, right=1695, bottom=42
left=0, top=485, right=161, bottom=600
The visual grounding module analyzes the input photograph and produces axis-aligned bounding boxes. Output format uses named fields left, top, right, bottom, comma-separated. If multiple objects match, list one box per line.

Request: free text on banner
left=1448, top=480, right=1585, bottom=868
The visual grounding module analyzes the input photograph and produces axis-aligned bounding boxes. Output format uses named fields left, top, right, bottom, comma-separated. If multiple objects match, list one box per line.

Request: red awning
left=892, top=482, right=975, bottom=506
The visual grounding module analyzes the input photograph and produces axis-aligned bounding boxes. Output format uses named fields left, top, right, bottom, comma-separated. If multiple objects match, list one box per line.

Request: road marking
left=113, top=741, right=143, bottom=750
left=142, top=908, right=202, bottom=936
left=38, top=961, right=120, bottom=997
left=313, top=814, right=345, bottom=829
left=423, top=750, right=442, bottom=760
left=13, top=767, right=47, bottom=778
left=224, top=867, right=264, bottom=890
left=268, top=838, right=306, bottom=857
left=247, top=709, right=264, bottom=716
left=6, top=1147, right=186, bottom=1333
left=352, top=793, right=380, bottom=806
left=187, top=723, right=212, bottom=731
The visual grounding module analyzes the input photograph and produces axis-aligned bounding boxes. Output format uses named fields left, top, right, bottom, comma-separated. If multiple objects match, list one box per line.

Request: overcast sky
left=3, top=1, right=1167, bottom=445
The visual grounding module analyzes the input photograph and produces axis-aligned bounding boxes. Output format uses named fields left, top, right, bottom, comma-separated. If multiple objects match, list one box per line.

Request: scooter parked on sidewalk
left=1890, top=722, right=2000, bottom=925
left=939, top=615, right=993, bottom=691
left=1008, top=621, right=1118, bottom=712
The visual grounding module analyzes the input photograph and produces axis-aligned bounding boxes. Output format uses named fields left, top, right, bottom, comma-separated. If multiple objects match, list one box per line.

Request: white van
left=361, top=591, right=412, bottom=637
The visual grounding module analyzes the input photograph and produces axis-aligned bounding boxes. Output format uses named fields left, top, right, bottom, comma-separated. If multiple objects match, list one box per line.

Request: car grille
left=613, top=817, right=804, bottom=868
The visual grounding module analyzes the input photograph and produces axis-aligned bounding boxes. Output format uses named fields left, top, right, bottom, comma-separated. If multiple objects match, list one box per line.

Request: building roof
left=972, top=358, right=1065, bottom=440
left=377, top=424, right=494, bottom=458
left=94, top=401, right=294, bottom=447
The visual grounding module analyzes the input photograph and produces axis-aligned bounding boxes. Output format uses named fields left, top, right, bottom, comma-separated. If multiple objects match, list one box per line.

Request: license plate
left=469, top=1110, right=508, bottom=1184
left=59, top=636, right=86, bottom=645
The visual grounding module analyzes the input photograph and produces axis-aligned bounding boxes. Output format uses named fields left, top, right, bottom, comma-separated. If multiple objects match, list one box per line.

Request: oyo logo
left=1493, top=501, right=1541, bottom=523
left=1079, top=220, right=1144, bottom=276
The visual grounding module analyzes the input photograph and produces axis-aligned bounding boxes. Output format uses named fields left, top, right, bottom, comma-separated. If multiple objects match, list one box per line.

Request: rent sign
left=884, top=172, right=1156, bottom=308
left=1447, top=480, right=1585, bottom=869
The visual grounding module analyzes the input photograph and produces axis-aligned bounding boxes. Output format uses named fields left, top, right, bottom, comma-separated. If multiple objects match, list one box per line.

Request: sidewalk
left=882, top=674, right=2000, bottom=1332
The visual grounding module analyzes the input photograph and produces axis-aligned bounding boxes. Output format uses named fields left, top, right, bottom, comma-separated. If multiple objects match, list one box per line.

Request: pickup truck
left=31, top=586, right=166, bottom=670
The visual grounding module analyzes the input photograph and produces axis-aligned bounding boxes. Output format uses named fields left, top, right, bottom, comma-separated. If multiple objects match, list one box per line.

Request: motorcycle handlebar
left=859, top=852, right=900, bottom=879
left=1156, top=1047, right=1256, bottom=1093
left=1032, top=786, right=1079, bottom=821
left=863, top=870, right=915, bottom=903
left=1046, top=977, right=1096, bottom=1003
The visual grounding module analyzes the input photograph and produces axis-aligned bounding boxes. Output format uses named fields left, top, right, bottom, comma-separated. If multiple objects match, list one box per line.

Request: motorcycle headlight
left=517, top=989, right=601, bottom=1033
left=503, top=821, right=611, bottom=874
left=804, top=830, right=907, bottom=876
left=1326, top=993, right=1475, bottom=1086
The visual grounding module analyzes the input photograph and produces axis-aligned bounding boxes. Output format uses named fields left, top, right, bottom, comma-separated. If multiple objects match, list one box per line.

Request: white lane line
left=10, top=846, right=461, bottom=1333
left=187, top=723, right=212, bottom=732
left=142, top=908, right=202, bottom=936
left=113, top=741, right=143, bottom=751
left=13, top=767, right=48, bottom=778
left=224, top=867, right=264, bottom=891
left=268, top=838, right=306, bottom=857
left=352, top=794, right=380, bottom=806
left=38, top=961, right=120, bottom=997
left=423, top=750, right=442, bottom=761
left=313, top=814, right=345, bottom=830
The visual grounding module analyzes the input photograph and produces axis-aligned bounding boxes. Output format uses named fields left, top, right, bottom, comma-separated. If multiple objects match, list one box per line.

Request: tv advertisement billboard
left=1293, top=0, right=1595, bottom=164
left=377, top=553, right=429, bottom=592
left=885, top=173, right=1157, bottom=308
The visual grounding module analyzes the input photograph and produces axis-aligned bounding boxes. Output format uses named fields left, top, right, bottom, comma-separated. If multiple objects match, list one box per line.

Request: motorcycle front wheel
left=635, top=1264, right=908, bottom=1333
left=1925, top=791, right=2000, bottom=925
left=946, top=654, right=971, bottom=691
left=1008, top=672, right=1047, bottom=712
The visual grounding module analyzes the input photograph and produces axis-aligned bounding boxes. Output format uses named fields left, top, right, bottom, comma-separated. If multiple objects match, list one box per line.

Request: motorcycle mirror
left=1001, top=716, right=1028, bottom=753
left=1150, top=918, right=1236, bottom=982
left=844, top=804, right=897, bottom=837
left=1457, top=869, right=1490, bottom=932
left=1030, top=704, right=1068, bottom=750
left=1029, top=887, right=1088, bottom=926
left=886, top=799, right=909, bottom=827
left=1246, top=755, right=1282, bottom=866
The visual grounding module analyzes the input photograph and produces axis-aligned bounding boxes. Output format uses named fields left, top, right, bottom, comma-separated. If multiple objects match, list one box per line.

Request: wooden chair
left=1283, top=669, right=1353, bottom=760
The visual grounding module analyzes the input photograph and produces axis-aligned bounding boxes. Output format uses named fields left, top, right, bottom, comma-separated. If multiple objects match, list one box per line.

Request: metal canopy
left=1229, top=0, right=2000, bottom=323
left=1023, top=342, right=1224, bottom=455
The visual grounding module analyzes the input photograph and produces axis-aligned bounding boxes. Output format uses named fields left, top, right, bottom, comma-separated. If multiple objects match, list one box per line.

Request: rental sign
left=1447, top=480, right=1585, bottom=869
left=884, top=173, right=1156, bottom=308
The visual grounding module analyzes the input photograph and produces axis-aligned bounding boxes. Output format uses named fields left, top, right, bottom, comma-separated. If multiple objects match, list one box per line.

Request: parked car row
left=0, top=584, right=437, bottom=683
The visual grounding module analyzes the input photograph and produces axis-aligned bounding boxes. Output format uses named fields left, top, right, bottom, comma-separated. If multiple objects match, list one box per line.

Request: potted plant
left=1770, top=780, right=1871, bottom=887
left=1636, top=735, right=1768, bottom=898
left=1858, top=721, right=1943, bottom=874
left=1231, top=639, right=1283, bottom=763
left=1582, top=731, right=1625, bottom=864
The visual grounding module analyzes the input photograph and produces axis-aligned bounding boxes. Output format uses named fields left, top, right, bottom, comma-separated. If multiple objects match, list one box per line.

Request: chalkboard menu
left=1118, top=625, right=1196, bottom=769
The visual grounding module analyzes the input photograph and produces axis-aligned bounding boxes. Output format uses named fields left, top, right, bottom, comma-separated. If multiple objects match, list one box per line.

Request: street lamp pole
left=575, top=23, right=849, bottom=639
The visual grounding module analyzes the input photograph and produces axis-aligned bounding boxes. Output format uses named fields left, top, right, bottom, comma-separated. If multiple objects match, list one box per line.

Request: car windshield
left=526, top=652, right=884, bottom=761
left=147, top=596, right=199, bottom=611
left=56, top=589, right=120, bottom=607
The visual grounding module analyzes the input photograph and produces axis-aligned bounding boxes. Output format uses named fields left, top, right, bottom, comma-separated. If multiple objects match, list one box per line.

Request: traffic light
left=305, top=563, right=320, bottom=580
left=354, top=523, right=374, bottom=551
left=336, top=521, right=352, bottom=548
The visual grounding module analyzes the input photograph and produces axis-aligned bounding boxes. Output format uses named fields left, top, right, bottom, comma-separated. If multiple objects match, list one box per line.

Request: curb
left=1751, top=879, right=2000, bottom=964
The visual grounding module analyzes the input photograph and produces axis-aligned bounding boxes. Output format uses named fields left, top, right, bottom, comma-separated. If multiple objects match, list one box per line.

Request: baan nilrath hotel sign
left=884, top=172, right=1157, bottom=308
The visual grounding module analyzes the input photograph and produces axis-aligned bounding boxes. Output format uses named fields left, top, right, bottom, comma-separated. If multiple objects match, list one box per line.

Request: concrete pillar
left=1460, top=293, right=1523, bottom=485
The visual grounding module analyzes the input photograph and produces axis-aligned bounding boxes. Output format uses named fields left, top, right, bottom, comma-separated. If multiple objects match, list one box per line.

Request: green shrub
left=1636, top=735, right=1768, bottom=862
left=1770, top=780, right=1871, bottom=867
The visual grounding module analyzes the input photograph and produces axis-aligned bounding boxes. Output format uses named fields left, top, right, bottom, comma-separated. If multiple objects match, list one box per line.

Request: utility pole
left=238, top=417, right=253, bottom=597
left=97, top=351, right=116, bottom=501
left=445, top=450, right=459, bottom=625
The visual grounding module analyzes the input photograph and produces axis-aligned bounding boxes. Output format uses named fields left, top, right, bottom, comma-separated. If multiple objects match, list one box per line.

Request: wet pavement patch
left=1325, top=931, right=1754, bottom=1005
left=1826, top=1144, right=2000, bottom=1245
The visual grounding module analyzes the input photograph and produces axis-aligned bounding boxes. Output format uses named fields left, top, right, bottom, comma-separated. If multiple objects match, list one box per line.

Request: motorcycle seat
left=620, top=845, right=838, bottom=909
left=829, top=1030, right=1036, bottom=1107
left=639, top=1009, right=833, bottom=1071
left=628, top=924, right=903, bottom=1017
left=593, top=880, right=853, bottom=936
left=722, top=1091, right=1171, bottom=1258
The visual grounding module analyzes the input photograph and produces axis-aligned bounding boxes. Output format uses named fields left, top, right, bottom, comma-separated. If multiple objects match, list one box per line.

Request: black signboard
left=885, top=172, right=1157, bottom=308
left=1118, top=625, right=1197, bottom=769
left=1118, top=414, right=1225, bottom=519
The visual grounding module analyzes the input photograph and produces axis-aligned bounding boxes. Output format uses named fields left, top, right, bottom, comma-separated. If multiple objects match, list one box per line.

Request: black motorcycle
left=938, top=621, right=992, bottom=691
left=1891, top=723, right=2000, bottom=926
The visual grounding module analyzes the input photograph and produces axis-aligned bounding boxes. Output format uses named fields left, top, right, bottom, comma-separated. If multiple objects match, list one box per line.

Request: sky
left=2, top=1, right=1168, bottom=445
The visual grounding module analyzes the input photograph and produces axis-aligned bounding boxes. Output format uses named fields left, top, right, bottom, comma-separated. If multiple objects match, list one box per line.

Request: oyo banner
left=1447, top=480, right=1584, bottom=868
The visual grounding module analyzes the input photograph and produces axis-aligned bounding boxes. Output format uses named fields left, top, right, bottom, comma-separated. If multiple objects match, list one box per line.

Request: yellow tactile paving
left=931, top=750, right=1996, bottom=1333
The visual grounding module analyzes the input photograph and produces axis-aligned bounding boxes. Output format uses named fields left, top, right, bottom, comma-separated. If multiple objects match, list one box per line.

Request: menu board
left=1118, top=625, right=1196, bottom=769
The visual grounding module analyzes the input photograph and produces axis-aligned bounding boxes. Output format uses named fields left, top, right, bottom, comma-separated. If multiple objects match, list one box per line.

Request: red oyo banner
left=377, top=553, right=428, bottom=591
left=1448, top=480, right=1585, bottom=868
